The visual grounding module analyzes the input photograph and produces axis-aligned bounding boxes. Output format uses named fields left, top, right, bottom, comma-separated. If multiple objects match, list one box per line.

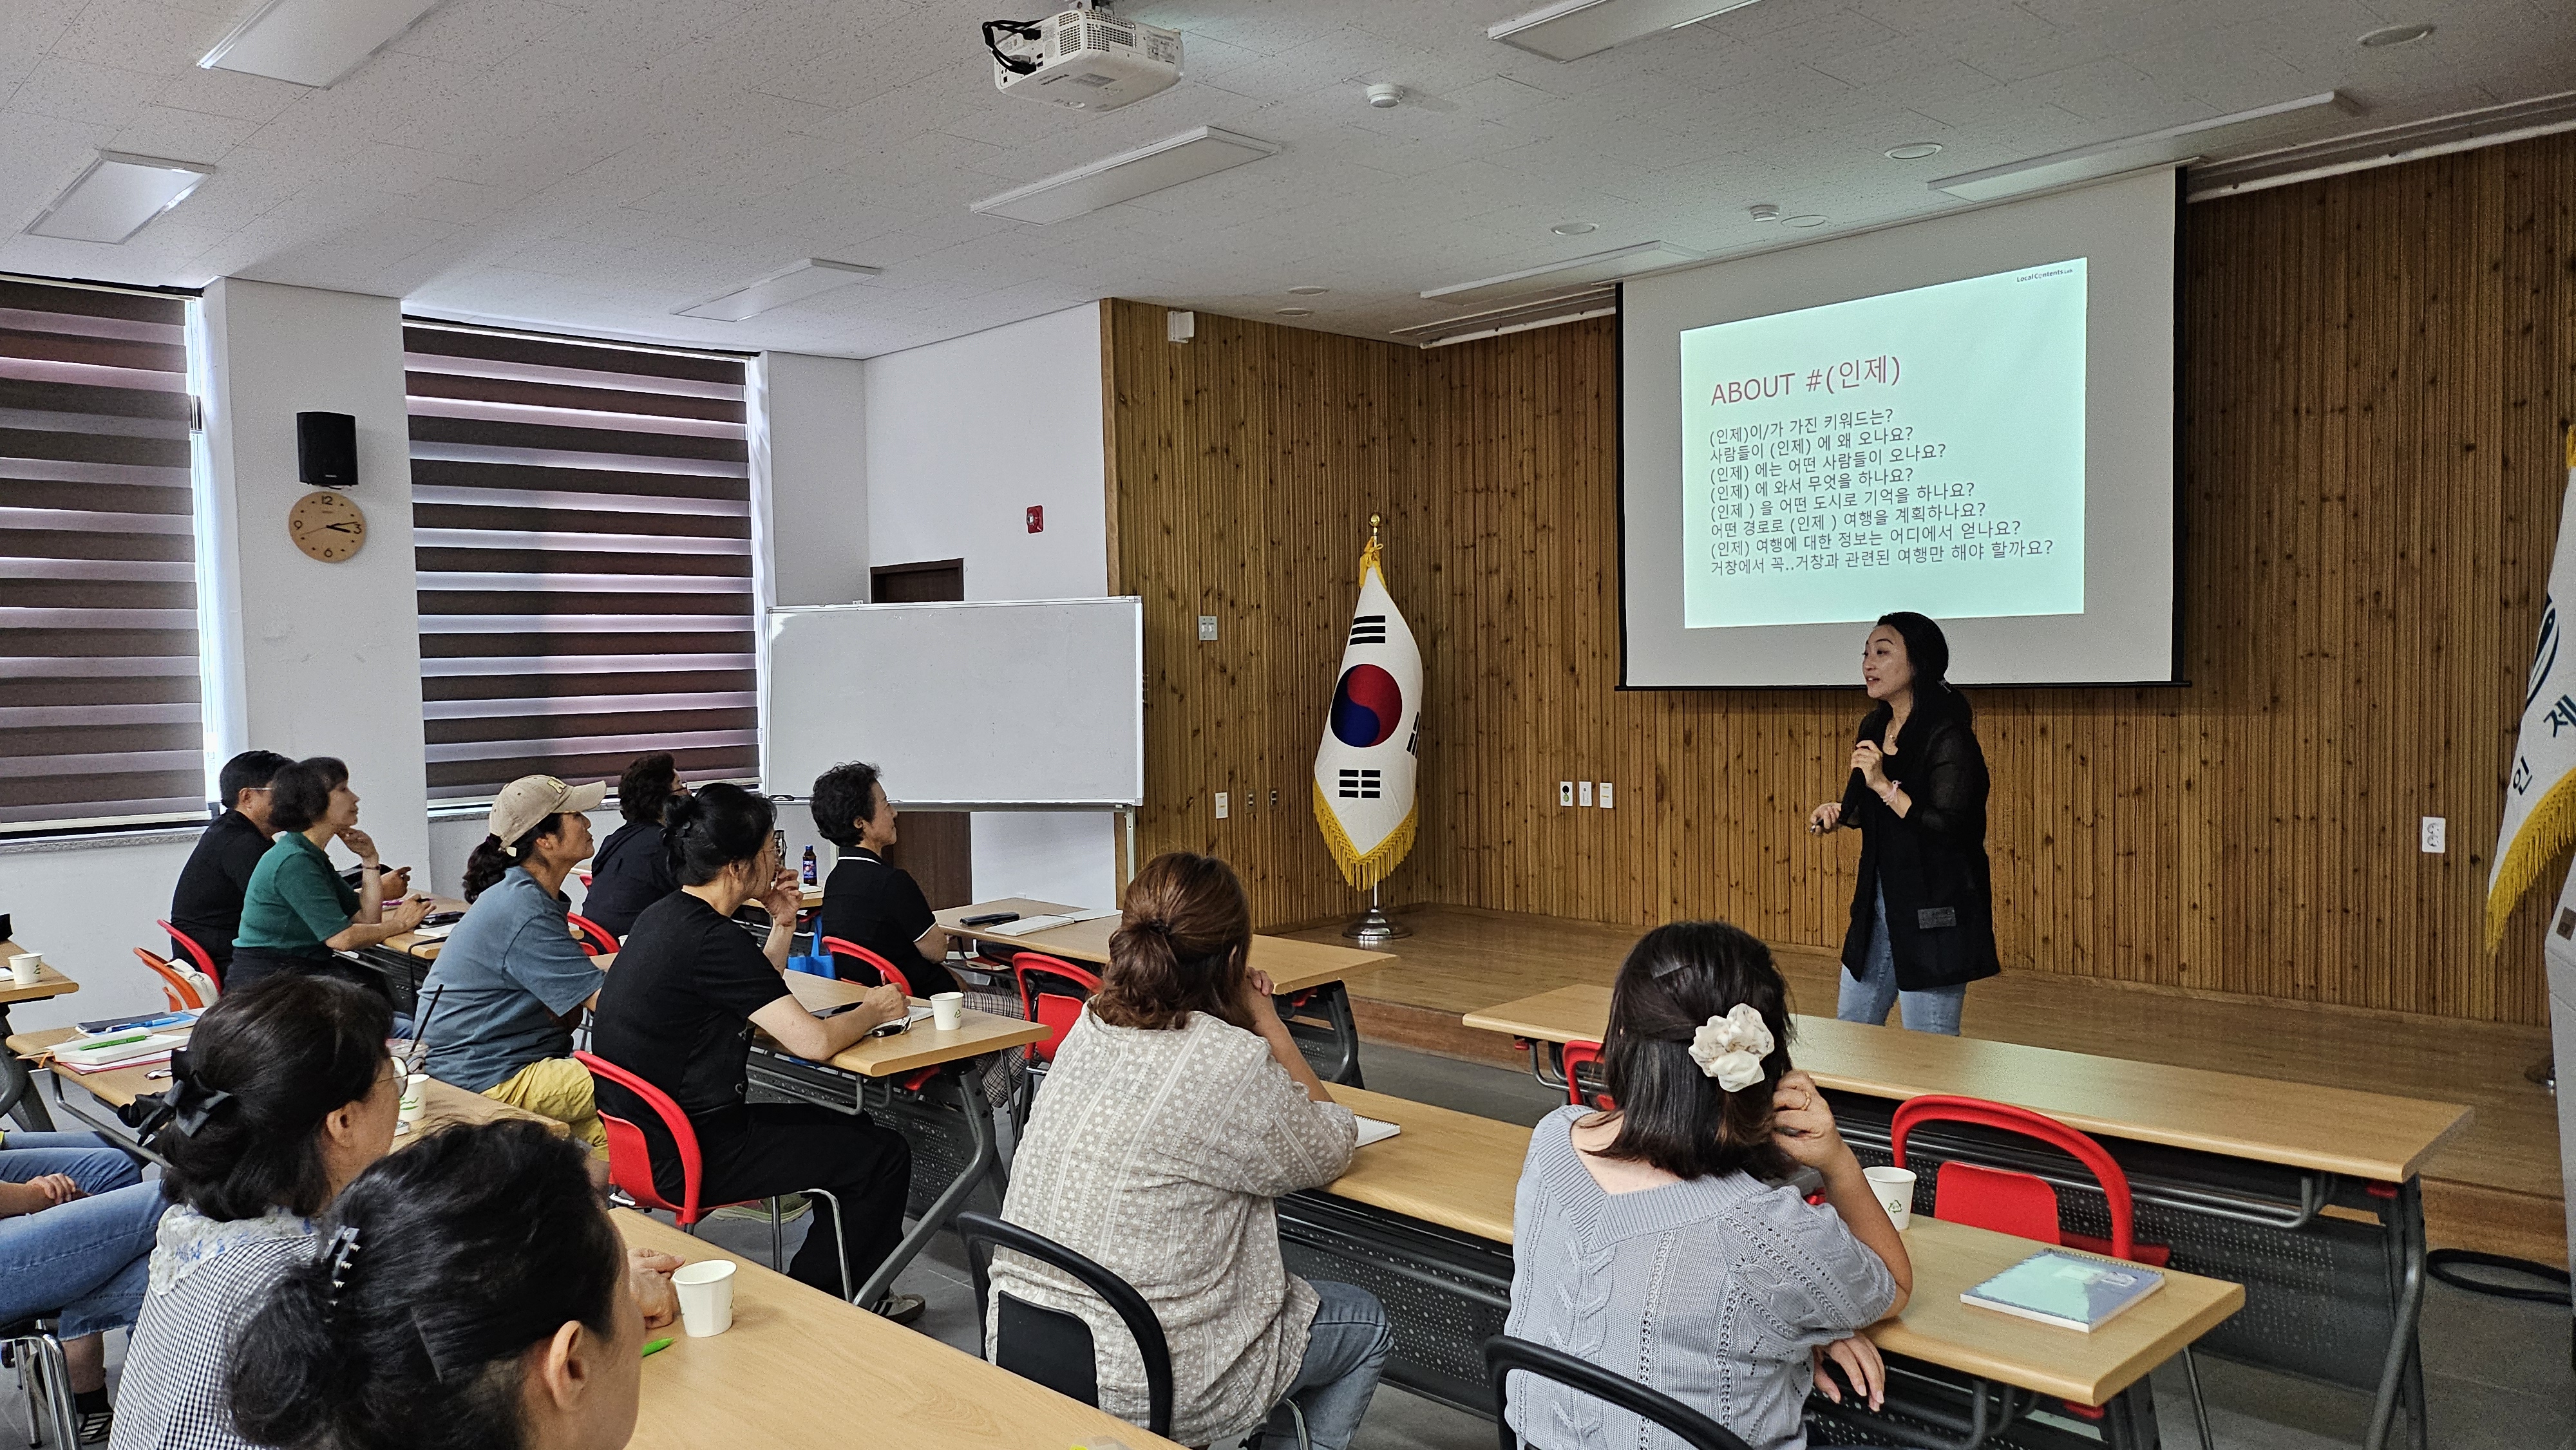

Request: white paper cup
left=399, top=1072, right=429, bottom=1125
left=930, top=992, right=965, bottom=1031
left=674, top=1259, right=737, bottom=1337
left=6, top=954, right=39, bottom=986
left=1864, top=1165, right=1917, bottom=1230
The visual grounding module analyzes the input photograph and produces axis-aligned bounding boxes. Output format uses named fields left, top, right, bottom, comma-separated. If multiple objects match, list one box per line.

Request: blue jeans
left=1260, top=1281, right=1394, bottom=1450
left=1837, top=888, right=1965, bottom=1036
left=0, top=1133, right=168, bottom=1338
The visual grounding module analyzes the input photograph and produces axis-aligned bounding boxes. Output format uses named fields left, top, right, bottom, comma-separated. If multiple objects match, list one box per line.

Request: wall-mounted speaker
left=296, top=411, right=357, bottom=488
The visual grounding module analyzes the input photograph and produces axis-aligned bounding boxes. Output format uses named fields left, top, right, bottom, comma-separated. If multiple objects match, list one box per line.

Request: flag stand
left=1341, top=883, right=1412, bottom=944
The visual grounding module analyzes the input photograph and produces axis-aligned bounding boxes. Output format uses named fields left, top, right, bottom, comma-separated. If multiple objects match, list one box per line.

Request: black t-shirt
left=819, top=849, right=958, bottom=997
left=167, top=811, right=273, bottom=970
left=589, top=891, right=792, bottom=1156
left=581, top=819, right=675, bottom=940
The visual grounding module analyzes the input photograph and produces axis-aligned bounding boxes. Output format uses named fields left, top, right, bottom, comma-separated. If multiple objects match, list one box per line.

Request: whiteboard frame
left=759, top=596, right=1145, bottom=809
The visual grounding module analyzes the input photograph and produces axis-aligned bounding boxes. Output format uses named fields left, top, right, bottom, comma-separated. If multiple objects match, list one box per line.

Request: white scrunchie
left=1688, top=1004, right=1776, bottom=1092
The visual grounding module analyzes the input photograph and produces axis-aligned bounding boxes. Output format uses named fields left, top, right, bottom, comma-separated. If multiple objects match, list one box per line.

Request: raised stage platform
left=1283, top=903, right=2565, bottom=1267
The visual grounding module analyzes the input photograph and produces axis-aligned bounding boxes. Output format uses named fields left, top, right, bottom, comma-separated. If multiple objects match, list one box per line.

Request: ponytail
left=460, top=816, right=563, bottom=903
left=663, top=782, right=773, bottom=887
left=1095, top=852, right=1254, bottom=1031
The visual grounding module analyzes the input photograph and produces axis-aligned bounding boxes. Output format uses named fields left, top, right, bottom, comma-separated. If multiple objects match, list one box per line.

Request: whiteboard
left=762, top=598, right=1142, bottom=808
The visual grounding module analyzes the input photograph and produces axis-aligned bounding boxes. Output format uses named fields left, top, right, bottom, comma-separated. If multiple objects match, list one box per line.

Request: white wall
left=1, top=833, right=202, bottom=1032
left=862, top=303, right=1118, bottom=908
left=200, top=278, right=429, bottom=872
left=759, top=352, right=870, bottom=607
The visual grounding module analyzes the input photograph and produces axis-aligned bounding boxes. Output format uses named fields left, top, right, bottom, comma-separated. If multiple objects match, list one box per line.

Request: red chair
left=1562, top=1039, right=1615, bottom=1111
left=820, top=937, right=913, bottom=997
left=158, top=920, right=222, bottom=990
left=1012, top=952, right=1101, bottom=1067
left=571, top=1051, right=852, bottom=1299
left=566, top=914, right=619, bottom=957
left=134, top=948, right=208, bottom=1012
left=1890, top=1095, right=2210, bottom=1447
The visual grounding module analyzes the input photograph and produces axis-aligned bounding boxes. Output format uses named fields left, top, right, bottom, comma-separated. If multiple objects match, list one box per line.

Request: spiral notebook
left=1961, top=1249, right=2164, bottom=1332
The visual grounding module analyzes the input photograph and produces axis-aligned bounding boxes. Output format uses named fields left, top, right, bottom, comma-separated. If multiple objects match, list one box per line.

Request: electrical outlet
left=1558, top=781, right=1575, bottom=807
left=1578, top=781, right=1594, bottom=807
left=1197, top=615, right=1218, bottom=641
left=2420, top=816, right=2445, bottom=854
left=1215, top=792, right=1229, bottom=820
left=1598, top=782, right=1615, bottom=809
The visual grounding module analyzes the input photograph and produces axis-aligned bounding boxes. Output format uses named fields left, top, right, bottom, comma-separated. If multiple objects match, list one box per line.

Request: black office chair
left=1484, top=1335, right=1756, bottom=1450
left=956, top=1211, right=1175, bottom=1440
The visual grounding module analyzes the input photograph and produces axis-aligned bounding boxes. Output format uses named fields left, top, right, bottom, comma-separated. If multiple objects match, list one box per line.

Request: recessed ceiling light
left=2357, top=23, right=2434, bottom=47
left=1884, top=142, right=1944, bottom=161
left=1287, top=285, right=1329, bottom=296
left=674, top=259, right=880, bottom=321
left=1783, top=214, right=1828, bottom=229
left=1551, top=221, right=1598, bottom=236
left=26, top=153, right=214, bottom=243
left=1747, top=203, right=1780, bottom=223
left=971, top=126, right=1281, bottom=225
left=200, top=0, right=448, bottom=88
left=1490, top=0, right=1766, bottom=62
left=1276, top=308, right=1314, bottom=317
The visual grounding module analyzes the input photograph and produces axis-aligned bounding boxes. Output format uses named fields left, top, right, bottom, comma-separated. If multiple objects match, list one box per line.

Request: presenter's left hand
left=1851, top=740, right=1890, bottom=791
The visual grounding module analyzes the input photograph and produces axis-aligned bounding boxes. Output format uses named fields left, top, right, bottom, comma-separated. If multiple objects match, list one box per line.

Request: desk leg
left=1519, top=1039, right=1570, bottom=1095
left=855, top=1062, right=1004, bottom=1310
left=0, top=1004, right=57, bottom=1132
left=2362, top=1178, right=2429, bottom=1450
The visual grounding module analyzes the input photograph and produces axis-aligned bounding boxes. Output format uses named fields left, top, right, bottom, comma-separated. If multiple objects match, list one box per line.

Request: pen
left=641, top=1337, right=674, bottom=1359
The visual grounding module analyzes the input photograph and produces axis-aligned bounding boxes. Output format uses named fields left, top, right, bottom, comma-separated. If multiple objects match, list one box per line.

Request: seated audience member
left=1502, top=921, right=1909, bottom=1450
left=230, top=757, right=430, bottom=993
left=420, top=775, right=612, bottom=1149
left=580, top=753, right=687, bottom=939
left=0, top=1132, right=168, bottom=1442
left=993, top=852, right=1390, bottom=1450
left=590, top=783, right=920, bottom=1317
left=229, top=1119, right=676, bottom=1450
left=811, top=760, right=958, bottom=997
left=167, top=749, right=292, bottom=981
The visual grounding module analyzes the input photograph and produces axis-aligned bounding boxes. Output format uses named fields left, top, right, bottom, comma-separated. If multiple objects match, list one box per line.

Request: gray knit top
left=1503, top=1107, right=1899, bottom=1450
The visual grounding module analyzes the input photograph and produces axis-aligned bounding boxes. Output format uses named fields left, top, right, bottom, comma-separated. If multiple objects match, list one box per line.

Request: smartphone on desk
left=421, top=910, right=466, bottom=928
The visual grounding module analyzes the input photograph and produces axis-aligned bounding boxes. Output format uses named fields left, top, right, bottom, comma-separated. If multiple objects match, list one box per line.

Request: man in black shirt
left=811, top=761, right=959, bottom=996
left=580, top=752, right=687, bottom=939
left=166, top=750, right=292, bottom=979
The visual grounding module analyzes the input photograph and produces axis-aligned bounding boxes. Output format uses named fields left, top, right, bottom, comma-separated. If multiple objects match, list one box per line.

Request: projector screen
left=1621, top=168, right=2179, bottom=687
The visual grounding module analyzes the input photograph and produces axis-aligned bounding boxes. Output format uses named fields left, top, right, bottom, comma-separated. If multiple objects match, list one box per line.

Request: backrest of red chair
left=565, top=913, right=619, bottom=957
left=157, top=919, right=221, bottom=989
left=820, top=936, right=912, bottom=997
left=1933, top=1161, right=2064, bottom=1245
left=134, top=948, right=202, bottom=1011
left=572, top=1051, right=703, bottom=1221
left=1890, top=1095, right=2134, bottom=1259
left=1561, top=1039, right=1616, bottom=1111
left=1013, top=952, right=1103, bottom=1065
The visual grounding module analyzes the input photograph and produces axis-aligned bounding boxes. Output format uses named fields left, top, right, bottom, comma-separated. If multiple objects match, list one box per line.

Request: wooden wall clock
left=288, top=489, right=366, bottom=562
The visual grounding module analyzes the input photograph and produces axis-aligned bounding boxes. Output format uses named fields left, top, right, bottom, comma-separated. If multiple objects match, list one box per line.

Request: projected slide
left=1678, top=259, right=2087, bottom=630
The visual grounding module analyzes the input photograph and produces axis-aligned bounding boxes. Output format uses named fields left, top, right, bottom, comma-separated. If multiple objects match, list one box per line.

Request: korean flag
left=1312, top=534, right=1421, bottom=890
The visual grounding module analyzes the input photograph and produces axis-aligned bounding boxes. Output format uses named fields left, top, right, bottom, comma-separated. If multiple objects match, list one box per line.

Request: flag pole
left=1343, top=511, right=1413, bottom=945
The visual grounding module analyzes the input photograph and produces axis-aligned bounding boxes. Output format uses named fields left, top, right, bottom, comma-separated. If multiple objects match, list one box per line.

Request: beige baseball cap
left=488, top=775, right=608, bottom=844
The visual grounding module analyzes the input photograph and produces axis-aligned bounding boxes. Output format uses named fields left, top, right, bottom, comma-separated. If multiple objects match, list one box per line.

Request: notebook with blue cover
left=1961, top=1248, right=2164, bottom=1332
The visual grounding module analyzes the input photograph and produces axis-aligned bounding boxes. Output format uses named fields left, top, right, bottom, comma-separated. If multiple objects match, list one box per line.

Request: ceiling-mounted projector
left=984, top=3, right=1182, bottom=111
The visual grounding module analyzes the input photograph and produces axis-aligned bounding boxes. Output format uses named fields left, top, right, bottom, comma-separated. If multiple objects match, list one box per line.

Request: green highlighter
left=641, top=1337, right=674, bottom=1359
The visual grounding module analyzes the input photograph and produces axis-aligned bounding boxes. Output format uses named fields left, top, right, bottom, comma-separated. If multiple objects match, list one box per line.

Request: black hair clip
left=322, top=1225, right=363, bottom=1312
left=132, top=1050, right=234, bottom=1140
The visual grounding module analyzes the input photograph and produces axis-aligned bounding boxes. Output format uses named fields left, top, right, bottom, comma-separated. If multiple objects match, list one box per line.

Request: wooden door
left=869, top=560, right=972, bottom=908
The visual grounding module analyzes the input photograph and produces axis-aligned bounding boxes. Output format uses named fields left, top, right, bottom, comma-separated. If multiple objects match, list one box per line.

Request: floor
left=17, top=1041, right=2566, bottom=1449
left=1290, top=903, right=2569, bottom=1266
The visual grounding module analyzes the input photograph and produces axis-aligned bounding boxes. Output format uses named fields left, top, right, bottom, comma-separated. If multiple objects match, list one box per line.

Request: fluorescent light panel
left=1930, top=91, right=2355, bottom=202
left=1490, top=0, right=1763, bottom=62
left=2188, top=90, right=2576, bottom=200
left=1390, top=286, right=1618, bottom=346
left=1422, top=241, right=1701, bottom=305
left=200, top=0, right=446, bottom=88
left=26, top=153, right=213, bottom=244
left=971, top=126, right=1280, bottom=225
left=674, top=259, right=881, bottom=322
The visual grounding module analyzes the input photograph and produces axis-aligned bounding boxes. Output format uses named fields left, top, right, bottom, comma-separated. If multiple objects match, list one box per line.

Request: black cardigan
left=1836, top=695, right=2002, bottom=992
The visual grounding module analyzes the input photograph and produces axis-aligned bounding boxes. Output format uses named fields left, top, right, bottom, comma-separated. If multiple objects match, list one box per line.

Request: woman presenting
left=1806, top=612, right=1999, bottom=1034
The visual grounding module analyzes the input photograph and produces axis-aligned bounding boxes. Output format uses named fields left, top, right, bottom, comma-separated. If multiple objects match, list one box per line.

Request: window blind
left=0, top=277, right=202, bottom=833
left=405, top=323, right=755, bottom=804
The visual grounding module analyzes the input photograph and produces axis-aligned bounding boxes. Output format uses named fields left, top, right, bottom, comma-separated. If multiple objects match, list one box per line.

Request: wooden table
left=1461, top=986, right=2462, bottom=1450
left=1304, top=1086, right=2239, bottom=1442
left=0, top=943, right=79, bottom=1131
left=747, top=971, right=1048, bottom=1308
left=614, top=1209, right=1180, bottom=1450
left=936, top=898, right=1395, bottom=1084
left=378, top=897, right=474, bottom=961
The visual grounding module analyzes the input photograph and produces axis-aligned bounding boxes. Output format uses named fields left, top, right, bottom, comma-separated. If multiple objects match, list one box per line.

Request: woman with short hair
left=580, top=753, right=687, bottom=940
left=992, top=852, right=1393, bottom=1450
left=1502, top=921, right=1909, bottom=1450
left=229, top=757, right=430, bottom=993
